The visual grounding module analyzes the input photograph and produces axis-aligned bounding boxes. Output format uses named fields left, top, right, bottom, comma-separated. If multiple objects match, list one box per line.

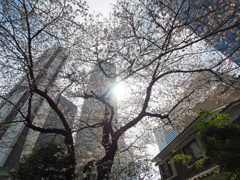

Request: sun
left=112, top=82, right=130, bottom=101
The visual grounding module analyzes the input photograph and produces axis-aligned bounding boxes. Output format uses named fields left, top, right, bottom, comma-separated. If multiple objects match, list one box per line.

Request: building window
left=182, top=140, right=202, bottom=166
left=159, top=160, right=174, bottom=180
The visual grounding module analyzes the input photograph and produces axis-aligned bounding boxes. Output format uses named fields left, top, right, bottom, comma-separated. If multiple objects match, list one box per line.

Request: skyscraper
left=0, top=46, right=77, bottom=177
left=154, top=126, right=179, bottom=152
left=75, top=62, right=116, bottom=176
left=175, top=0, right=240, bottom=65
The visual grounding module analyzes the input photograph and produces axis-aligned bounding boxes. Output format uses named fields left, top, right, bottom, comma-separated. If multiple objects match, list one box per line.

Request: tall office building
left=0, top=46, right=77, bottom=178
left=174, top=0, right=240, bottom=65
left=74, top=62, right=136, bottom=179
left=154, top=127, right=179, bottom=152
left=75, top=62, right=116, bottom=175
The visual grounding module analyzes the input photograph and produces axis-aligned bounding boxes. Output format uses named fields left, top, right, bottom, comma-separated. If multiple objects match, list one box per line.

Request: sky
left=86, top=0, right=117, bottom=17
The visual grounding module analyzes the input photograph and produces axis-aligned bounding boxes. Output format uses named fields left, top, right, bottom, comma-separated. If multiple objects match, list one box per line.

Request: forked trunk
left=97, top=142, right=118, bottom=180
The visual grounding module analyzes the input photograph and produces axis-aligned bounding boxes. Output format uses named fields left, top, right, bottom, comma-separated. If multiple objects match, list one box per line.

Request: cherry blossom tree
left=67, top=0, right=240, bottom=179
left=1, top=0, right=240, bottom=179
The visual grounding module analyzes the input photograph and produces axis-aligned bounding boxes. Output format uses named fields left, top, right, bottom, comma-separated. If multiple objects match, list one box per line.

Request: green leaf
left=171, top=153, right=192, bottom=166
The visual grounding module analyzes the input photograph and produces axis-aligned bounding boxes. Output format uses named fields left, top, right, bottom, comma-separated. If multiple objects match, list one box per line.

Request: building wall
left=179, top=0, right=240, bottom=66
left=0, top=46, right=75, bottom=172
left=154, top=99, right=240, bottom=180
left=167, top=147, right=215, bottom=180
left=155, top=128, right=179, bottom=152
left=35, top=95, right=77, bottom=146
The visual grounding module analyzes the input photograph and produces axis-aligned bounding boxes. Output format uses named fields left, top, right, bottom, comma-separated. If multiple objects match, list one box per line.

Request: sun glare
left=112, top=82, right=130, bottom=101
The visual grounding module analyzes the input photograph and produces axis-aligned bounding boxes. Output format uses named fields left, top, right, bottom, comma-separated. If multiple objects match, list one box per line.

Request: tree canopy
left=0, top=0, right=240, bottom=179
left=10, top=142, right=70, bottom=180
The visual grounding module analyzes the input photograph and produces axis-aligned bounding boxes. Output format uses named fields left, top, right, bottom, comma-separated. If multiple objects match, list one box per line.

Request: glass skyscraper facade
left=175, top=0, right=240, bottom=66
left=154, top=127, right=179, bottom=152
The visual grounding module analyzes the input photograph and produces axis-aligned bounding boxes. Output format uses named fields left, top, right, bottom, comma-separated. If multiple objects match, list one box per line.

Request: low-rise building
left=153, top=80, right=240, bottom=180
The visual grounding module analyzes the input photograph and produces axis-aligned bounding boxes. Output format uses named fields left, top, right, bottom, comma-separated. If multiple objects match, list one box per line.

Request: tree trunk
left=64, top=133, right=76, bottom=180
left=97, top=142, right=118, bottom=180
